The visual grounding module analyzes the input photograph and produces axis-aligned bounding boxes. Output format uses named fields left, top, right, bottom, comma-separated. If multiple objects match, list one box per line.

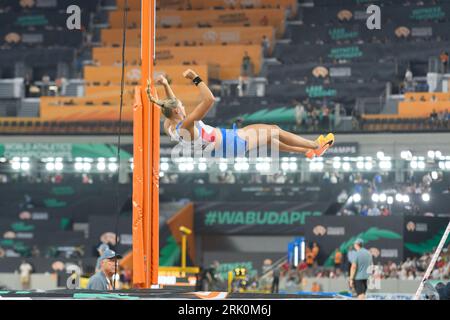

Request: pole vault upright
left=132, top=0, right=159, bottom=288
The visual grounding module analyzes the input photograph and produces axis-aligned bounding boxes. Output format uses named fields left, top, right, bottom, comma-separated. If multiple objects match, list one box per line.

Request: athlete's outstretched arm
left=156, top=75, right=176, bottom=99
left=182, top=69, right=215, bottom=127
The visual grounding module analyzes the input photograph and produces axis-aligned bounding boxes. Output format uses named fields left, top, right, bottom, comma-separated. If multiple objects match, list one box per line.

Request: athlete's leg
left=277, top=127, right=320, bottom=149
left=271, top=138, right=310, bottom=154
left=237, top=124, right=319, bottom=150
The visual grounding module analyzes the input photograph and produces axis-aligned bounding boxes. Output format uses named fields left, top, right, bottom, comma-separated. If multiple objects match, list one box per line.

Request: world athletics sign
left=1, top=143, right=72, bottom=158
left=0, top=143, right=131, bottom=159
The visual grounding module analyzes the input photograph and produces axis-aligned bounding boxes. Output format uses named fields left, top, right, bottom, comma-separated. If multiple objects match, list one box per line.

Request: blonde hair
left=154, top=98, right=180, bottom=119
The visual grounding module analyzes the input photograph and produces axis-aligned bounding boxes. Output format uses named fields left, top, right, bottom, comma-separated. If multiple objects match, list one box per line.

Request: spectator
left=368, top=204, right=381, bottom=216
left=352, top=108, right=362, bottom=130
left=440, top=51, right=449, bottom=73
left=240, top=51, right=254, bottom=78
left=430, top=109, right=438, bottom=126
left=444, top=109, right=449, bottom=128
left=334, top=248, right=343, bottom=271
left=204, top=260, right=221, bottom=291
left=306, top=246, right=315, bottom=268
left=311, top=109, right=319, bottom=131
left=31, top=245, right=40, bottom=258
left=41, top=74, right=50, bottom=96
left=349, top=239, right=373, bottom=300
left=423, top=281, right=450, bottom=300
left=360, top=205, right=369, bottom=216
left=23, top=74, right=31, bottom=98
left=87, top=249, right=122, bottom=290
left=322, top=105, right=330, bottom=130
left=347, top=246, right=356, bottom=274
left=260, top=15, right=269, bottom=26
left=224, top=171, right=236, bottom=184
left=311, top=282, right=322, bottom=292
left=196, top=266, right=206, bottom=291
left=381, top=206, right=391, bottom=216
left=404, top=68, right=413, bottom=91
left=330, top=173, right=338, bottom=184
left=271, top=266, right=280, bottom=293
left=437, top=111, right=446, bottom=128
left=19, top=260, right=33, bottom=290
left=312, top=242, right=320, bottom=263
left=261, top=35, right=271, bottom=57
left=294, top=100, right=305, bottom=129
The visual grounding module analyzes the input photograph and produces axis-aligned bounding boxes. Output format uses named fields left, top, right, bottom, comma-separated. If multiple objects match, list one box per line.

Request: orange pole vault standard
left=133, top=0, right=159, bottom=288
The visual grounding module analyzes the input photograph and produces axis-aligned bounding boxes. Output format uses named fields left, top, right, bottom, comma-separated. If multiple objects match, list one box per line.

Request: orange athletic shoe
left=314, top=133, right=335, bottom=157
left=305, top=133, right=335, bottom=158
left=305, top=135, right=324, bottom=159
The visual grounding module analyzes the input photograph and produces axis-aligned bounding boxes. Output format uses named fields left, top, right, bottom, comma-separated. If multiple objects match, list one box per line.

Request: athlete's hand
left=155, top=75, right=169, bottom=86
left=182, top=69, right=198, bottom=80
left=348, top=279, right=354, bottom=289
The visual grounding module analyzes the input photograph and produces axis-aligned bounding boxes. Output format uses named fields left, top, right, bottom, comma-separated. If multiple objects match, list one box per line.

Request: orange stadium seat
left=188, top=0, right=298, bottom=18
left=101, top=26, right=275, bottom=53
left=118, top=0, right=297, bottom=17
left=403, top=92, right=450, bottom=102
left=84, top=65, right=210, bottom=86
left=399, top=101, right=450, bottom=117
left=84, top=85, right=203, bottom=108
left=38, top=96, right=132, bottom=123
left=92, top=45, right=261, bottom=80
left=108, top=9, right=286, bottom=37
left=115, top=0, right=141, bottom=9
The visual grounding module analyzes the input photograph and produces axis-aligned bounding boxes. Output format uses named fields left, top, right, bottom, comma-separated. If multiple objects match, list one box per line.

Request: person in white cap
left=87, top=249, right=122, bottom=291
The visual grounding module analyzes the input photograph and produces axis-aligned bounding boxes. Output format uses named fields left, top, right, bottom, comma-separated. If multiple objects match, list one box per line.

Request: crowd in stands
left=339, top=171, right=447, bottom=216
left=197, top=243, right=450, bottom=294
left=271, top=252, right=449, bottom=295
left=293, top=99, right=336, bottom=132
left=429, top=109, right=450, bottom=129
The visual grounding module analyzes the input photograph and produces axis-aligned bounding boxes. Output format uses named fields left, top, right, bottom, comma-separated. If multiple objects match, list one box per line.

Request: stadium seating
left=101, top=26, right=275, bottom=52
left=92, top=45, right=262, bottom=80
left=108, top=8, right=286, bottom=37
left=83, top=65, right=211, bottom=86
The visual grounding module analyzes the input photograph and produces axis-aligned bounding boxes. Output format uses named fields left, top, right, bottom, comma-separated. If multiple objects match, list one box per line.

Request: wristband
left=193, top=76, right=202, bottom=86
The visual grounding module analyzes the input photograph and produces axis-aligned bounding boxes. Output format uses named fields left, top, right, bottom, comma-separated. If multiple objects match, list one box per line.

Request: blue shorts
left=214, top=124, right=248, bottom=158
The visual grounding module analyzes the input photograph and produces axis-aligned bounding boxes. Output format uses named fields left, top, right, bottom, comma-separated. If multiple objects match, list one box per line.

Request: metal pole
left=181, top=234, right=187, bottom=270
left=414, top=220, right=450, bottom=300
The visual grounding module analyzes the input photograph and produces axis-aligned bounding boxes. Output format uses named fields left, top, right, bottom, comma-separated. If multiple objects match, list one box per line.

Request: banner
left=403, top=216, right=450, bottom=257
left=326, top=143, right=359, bottom=156
left=266, top=82, right=386, bottom=102
left=194, top=202, right=329, bottom=235
left=161, top=183, right=349, bottom=202
left=1, top=29, right=82, bottom=47
left=274, top=41, right=450, bottom=64
left=2, top=0, right=100, bottom=11
left=0, top=10, right=91, bottom=28
left=304, top=216, right=404, bottom=265
left=301, top=3, right=450, bottom=25
left=288, top=21, right=450, bottom=45
left=0, top=183, right=131, bottom=223
left=0, top=143, right=131, bottom=159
